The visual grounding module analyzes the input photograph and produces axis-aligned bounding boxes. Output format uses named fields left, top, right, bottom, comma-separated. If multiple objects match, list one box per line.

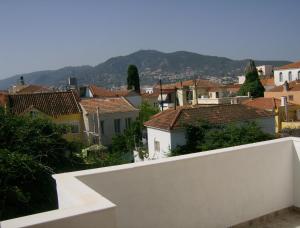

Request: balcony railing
left=2, top=137, right=300, bottom=228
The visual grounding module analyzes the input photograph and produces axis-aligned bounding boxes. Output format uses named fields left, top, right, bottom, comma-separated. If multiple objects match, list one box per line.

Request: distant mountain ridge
left=0, top=50, right=291, bottom=90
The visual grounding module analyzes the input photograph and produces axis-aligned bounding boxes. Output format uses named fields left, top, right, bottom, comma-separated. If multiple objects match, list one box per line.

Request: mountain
left=0, top=50, right=291, bottom=90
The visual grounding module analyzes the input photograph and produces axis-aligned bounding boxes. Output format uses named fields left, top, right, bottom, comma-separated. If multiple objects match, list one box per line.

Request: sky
left=0, top=0, right=299, bottom=79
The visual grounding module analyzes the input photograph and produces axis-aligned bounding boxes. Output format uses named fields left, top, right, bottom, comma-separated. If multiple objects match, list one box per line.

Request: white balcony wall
left=2, top=138, right=300, bottom=228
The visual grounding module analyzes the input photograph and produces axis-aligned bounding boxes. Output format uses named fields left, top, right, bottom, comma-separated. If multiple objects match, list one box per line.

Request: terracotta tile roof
left=242, top=97, right=281, bottom=111
left=268, top=80, right=300, bottom=92
left=144, top=104, right=273, bottom=130
left=275, top=61, right=300, bottom=70
left=223, top=84, right=241, bottom=93
left=16, top=84, right=52, bottom=94
left=89, top=85, right=140, bottom=98
left=8, top=91, right=81, bottom=117
left=260, top=77, right=275, bottom=86
left=80, top=97, right=138, bottom=114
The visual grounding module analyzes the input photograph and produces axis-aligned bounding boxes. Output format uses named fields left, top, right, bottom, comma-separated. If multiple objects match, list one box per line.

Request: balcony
left=2, top=137, right=300, bottom=228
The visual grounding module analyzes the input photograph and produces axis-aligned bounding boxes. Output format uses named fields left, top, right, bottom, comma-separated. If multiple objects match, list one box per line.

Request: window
left=288, top=95, right=294, bottom=101
left=154, top=140, right=160, bottom=152
left=298, top=71, right=300, bottom=80
left=279, top=72, right=283, bottom=82
left=125, top=118, right=132, bottom=129
left=114, top=119, right=121, bottom=134
left=69, top=123, right=80, bottom=133
left=288, top=71, right=292, bottom=81
left=100, top=120, right=105, bottom=134
left=29, top=110, right=38, bottom=118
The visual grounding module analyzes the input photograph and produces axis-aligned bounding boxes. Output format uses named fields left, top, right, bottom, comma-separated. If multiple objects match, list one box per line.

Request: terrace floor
left=233, top=208, right=300, bottom=228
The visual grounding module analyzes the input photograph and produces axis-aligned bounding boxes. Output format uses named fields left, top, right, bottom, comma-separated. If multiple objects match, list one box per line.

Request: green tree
left=127, top=64, right=140, bottom=93
left=171, top=121, right=273, bottom=156
left=0, top=108, right=84, bottom=220
left=238, top=60, right=265, bottom=98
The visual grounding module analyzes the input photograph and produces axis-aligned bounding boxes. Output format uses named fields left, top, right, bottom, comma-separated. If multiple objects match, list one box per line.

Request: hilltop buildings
left=274, top=61, right=300, bottom=86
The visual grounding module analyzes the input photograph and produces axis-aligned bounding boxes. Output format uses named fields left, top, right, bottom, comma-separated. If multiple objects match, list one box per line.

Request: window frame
left=279, top=72, right=283, bottom=82
left=100, top=120, right=105, bottom=135
left=288, top=71, right=292, bottom=81
left=154, top=140, right=160, bottom=152
left=114, top=119, right=121, bottom=134
left=125, top=117, right=132, bottom=129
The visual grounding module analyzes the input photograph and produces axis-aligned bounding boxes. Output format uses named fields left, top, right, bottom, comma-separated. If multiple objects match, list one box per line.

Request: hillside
left=0, top=50, right=291, bottom=89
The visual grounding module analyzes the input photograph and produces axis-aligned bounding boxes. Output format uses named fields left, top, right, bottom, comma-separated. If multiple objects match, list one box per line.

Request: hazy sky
left=0, top=0, right=299, bottom=79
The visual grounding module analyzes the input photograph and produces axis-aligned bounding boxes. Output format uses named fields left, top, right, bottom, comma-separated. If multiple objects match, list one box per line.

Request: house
left=260, top=76, right=275, bottom=91
left=144, top=104, right=274, bottom=159
left=13, top=84, right=52, bottom=94
left=80, top=85, right=142, bottom=107
left=274, top=61, right=300, bottom=86
left=264, top=80, right=300, bottom=105
left=80, top=97, right=139, bottom=145
left=242, top=97, right=281, bottom=112
left=238, top=65, right=274, bottom=85
left=8, top=91, right=84, bottom=143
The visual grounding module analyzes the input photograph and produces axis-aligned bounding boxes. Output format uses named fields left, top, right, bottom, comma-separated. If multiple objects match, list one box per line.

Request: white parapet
left=2, top=137, right=300, bottom=228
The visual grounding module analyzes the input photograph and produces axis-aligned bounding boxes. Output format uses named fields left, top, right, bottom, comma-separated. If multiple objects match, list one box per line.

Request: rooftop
left=15, top=84, right=52, bottom=94
left=268, top=80, right=300, bottom=92
left=80, top=97, right=138, bottom=114
left=144, top=104, right=273, bottom=130
left=89, top=85, right=139, bottom=98
left=154, top=79, right=221, bottom=90
left=2, top=137, right=300, bottom=228
left=8, top=91, right=81, bottom=117
left=275, top=61, right=300, bottom=70
left=242, top=97, right=281, bottom=111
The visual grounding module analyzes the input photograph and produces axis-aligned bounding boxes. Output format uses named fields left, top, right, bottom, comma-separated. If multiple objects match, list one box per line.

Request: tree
left=0, top=107, right=84, bottom=220
left=171, top=121, right=274, bottom=156
left=127, top=65, right=140, bottom=93
left=238, top=60, right=265, bottom=98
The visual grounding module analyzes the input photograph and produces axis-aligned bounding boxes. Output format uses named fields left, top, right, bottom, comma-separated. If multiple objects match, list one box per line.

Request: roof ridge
left=169, top=109, right=183, bottom=130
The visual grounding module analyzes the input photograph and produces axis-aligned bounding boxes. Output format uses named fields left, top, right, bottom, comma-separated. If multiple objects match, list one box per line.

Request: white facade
left=3, top=138, right=300, bottom=228
left=147, top=117, right=275, bottom=159
left=81, top=107, right=139, bottom=145
left=274, top=68, right=300, bottom=86
left=147, top=128, right=186, bottom=159
left=257, top=65, right=273, bottom=76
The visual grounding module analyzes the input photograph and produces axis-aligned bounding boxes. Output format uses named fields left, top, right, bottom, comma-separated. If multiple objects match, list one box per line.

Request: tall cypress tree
left=238, top=60, right=265, bottom=98
left=127, top=65, right=140, bottom=93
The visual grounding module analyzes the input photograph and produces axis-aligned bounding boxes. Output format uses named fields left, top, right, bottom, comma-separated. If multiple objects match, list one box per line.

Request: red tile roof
left=242, top=97, right=281, bottom=111
left=16, top=85, right=52, bottom=94
left=275, top=61, right=300, bottom=70
left=89, top=85, right=139, bottom=98
left=144, top=104, right=273, bottom=130
left=80, top=97, right=138, bottom=114
left=268, top=80, right=300, bottom=92
left=8, top=91, right=81, bottom=117
left=260, top=77, right=275, bottom=86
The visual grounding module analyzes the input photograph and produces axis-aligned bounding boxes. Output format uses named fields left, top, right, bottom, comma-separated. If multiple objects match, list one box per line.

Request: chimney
left=281, top=96, right=289, bottom=121
left=283, top=81, right=289, bottom=91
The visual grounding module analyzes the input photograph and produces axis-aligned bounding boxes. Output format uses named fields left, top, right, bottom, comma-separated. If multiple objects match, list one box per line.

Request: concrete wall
left=274, top=68, right=300, bottom=86
left=125, top=95, right=141, bottom=108
left=3, top=138, right=300, bottom=228
left=147, top=127, right=172, bottom=159
left=78, top=138, right=297, bottom=228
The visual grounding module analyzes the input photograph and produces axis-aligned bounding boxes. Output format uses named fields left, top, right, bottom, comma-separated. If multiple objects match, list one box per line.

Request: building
left=144, top=104, right=274, bottom=159
left=80, top=85, right=142, bottom=107
left=242, top=97, right=281, bottom=112
left=3, top=137, right=300, bottom=227
left=237, top=65, right=274, bottom=85
left=8, top=91, right=84, bottom=143
left=260, top=77, right=275, bottom=91
left=12, top=84, right=52, bottom=94
left=264, top=80, right=300, bottom=105
left=274, top=61, right=300, bottom=86
left=80, top=97, right=139, bottom=145
left=0, top=91, right=8, bottom=107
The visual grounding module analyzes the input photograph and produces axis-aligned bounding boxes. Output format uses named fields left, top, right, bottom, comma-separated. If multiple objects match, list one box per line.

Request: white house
left=274, top=61, right=300, bottom=86
left=80, top=97, right=139, bottom=145
left=144, top=104, right=275, bottom=159
left=80, top=85, right=142, bottom=107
